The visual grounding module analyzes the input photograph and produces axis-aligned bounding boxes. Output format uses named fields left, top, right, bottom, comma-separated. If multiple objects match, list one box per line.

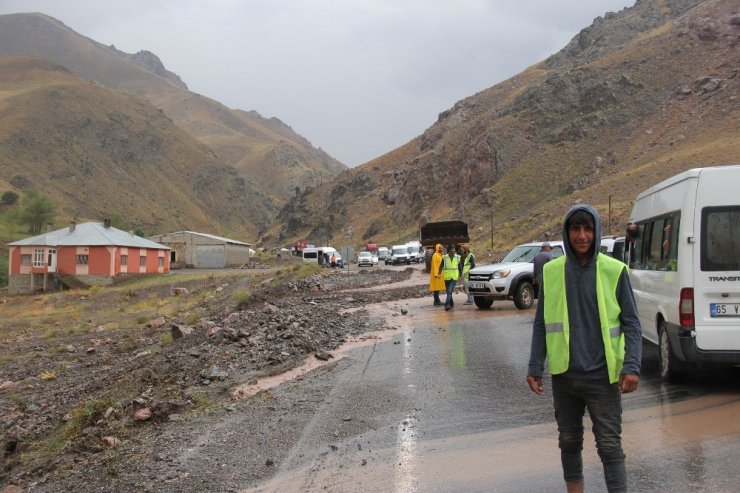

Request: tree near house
left=1, top=191, right=19, bottom=206
left=19, top=191, right=56, bottom=234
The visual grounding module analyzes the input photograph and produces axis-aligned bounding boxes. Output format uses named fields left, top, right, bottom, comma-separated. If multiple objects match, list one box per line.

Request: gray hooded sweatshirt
left=528, top=204, right=642, bottom=380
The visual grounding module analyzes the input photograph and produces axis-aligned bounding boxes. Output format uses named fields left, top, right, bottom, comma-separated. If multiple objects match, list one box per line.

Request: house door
left=47, top=249, right=57, bottom=273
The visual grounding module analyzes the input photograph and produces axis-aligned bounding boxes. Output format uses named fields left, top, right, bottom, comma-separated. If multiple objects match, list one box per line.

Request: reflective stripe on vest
left=542, top=253, right=627, bottom=384
left=443, top=254, right=460, bottom=281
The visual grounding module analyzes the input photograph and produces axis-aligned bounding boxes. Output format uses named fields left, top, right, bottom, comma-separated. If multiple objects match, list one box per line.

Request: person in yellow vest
left=441, top=243, right=460, bottom=311
left=429, top=244, right=445, bottom=306
left=527, top=205, right=641, bottom=493
left=459, top=245, right=476, bottom=304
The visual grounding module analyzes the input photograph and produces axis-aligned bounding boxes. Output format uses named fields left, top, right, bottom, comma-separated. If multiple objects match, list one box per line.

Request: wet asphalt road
left=246, top=294, right=740, bottom=493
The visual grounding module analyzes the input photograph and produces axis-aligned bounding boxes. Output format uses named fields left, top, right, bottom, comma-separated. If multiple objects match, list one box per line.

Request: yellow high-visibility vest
left=463, top=253, right=474, bottom=276
left=542, top=253, right=627, bottom=383
left=443, top=254, right=460, bottom=281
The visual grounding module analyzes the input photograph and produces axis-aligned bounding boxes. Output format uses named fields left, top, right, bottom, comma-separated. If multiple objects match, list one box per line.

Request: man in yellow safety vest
left=526, top=205, right=641, bottom=493
left=441, top=243, right=460, bottom=311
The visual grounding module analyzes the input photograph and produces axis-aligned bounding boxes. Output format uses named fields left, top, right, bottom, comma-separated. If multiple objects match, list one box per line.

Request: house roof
left=7, top=222, right=170, bottom=250
left=154, top=231, right=251, bottom=247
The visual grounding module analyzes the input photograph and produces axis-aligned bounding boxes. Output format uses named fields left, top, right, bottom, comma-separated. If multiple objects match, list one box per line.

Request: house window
left=76, top=255, right=89, bottom=265
left=140, top=256, right=147, bottom=267
left=158, top=257, right=164, bottom=267
left=21, top=254, right=32, bottom=265
left=33, top=249, right=45, bottom=267
left=121, top=255, right=128, bottom=266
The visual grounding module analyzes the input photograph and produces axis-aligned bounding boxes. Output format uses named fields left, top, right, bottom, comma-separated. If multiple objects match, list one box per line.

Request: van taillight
left=679, top=288, right=694, bottom=327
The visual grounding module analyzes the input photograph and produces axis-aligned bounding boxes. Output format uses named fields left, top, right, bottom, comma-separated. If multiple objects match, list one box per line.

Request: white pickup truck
left=467, top=241, right=564, bottom=310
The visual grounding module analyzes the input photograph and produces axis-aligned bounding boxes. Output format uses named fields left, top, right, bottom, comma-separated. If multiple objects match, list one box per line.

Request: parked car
left=357, top=251, right=375, bottom=267
left=467, top=241, right=564, bottom=310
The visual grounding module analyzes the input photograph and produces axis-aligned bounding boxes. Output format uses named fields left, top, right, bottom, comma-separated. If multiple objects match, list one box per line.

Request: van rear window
left=701, top=206, right=740, bottom=271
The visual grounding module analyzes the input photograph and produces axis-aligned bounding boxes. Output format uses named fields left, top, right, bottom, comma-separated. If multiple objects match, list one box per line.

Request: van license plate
left=710, top=303, right=740, bottom=317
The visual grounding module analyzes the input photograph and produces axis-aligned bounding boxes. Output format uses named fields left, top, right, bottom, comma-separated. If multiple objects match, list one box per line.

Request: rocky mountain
left=0, top=12, right=346, bottom=237
left=269, top=0, right=739, bottom=254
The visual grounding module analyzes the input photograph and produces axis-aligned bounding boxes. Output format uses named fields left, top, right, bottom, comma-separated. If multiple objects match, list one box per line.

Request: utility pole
left=490, top=210, right=494, bottom=250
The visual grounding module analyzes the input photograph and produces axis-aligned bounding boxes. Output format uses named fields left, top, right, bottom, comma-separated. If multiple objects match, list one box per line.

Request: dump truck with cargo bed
left=420, top=221, right=469, bottom=272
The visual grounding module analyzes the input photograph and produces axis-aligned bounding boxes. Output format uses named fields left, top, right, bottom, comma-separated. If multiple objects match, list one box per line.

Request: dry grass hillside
left=0, top=12, right=346, bottom=232
left=268, top=0, right=739, bottom=256
left=0, top=57, right=268, bottom=238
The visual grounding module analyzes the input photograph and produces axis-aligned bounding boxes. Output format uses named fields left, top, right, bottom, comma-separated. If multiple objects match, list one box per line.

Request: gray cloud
left=0, top=0, right=634, bottom=166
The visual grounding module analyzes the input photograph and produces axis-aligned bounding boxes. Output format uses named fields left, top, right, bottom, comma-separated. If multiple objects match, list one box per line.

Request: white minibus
left=302, top=246, right=338, bottom=264
left=626, top=165, right=740, bottom=380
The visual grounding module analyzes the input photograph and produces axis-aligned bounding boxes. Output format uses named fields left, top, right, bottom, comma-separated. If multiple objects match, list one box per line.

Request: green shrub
left=229, top=287, right=250, bottom=307
left=63, top=398, right=114, bottom=439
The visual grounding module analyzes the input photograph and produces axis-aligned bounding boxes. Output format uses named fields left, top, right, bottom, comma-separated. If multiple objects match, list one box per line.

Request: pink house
left=6, top=220, right=170, bottom=294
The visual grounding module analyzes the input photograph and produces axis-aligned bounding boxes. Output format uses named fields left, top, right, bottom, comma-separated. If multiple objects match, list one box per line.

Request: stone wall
left=8, top=274, right=32, bottom=294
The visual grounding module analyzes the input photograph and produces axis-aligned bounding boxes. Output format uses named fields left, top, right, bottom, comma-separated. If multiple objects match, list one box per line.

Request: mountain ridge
left=0, top=12, right=346, bottom=237
left=267, top=0, right=739, bottom=254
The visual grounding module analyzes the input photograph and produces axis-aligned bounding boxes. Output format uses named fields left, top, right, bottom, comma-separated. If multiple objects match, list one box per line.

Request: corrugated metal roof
left=155, top=231, right=251, bottom=247
left=7, top=222, right=170, bottom=249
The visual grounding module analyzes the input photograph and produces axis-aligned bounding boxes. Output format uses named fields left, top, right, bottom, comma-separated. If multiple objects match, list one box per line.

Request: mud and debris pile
left=0, top=267, right=425, bottom=491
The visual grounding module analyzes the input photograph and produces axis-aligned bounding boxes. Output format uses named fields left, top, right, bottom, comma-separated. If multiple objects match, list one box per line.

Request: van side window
left=631, top=223, right=648, bottom=269
left=701, top=206, right=740, bottom=271
left=631, top=213, right=680, bottom=271
left=647, top=220, right=664, bottom=269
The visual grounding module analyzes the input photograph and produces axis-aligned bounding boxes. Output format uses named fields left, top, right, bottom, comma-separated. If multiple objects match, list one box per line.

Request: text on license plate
left=469, top=282, right=486, bottom=289
left=710, top=303, right=740, bottom=317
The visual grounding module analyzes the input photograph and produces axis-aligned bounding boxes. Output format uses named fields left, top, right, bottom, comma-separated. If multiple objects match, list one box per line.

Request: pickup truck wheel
left=513, top=281, right=534, bottom=309
left=473, top=297, right=493, bottom=309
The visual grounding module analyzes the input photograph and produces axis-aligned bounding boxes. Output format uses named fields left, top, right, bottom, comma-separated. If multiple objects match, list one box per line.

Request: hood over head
left=562, top=204, right=602, bottom=264
left=435, top=244, right=443, bottom=253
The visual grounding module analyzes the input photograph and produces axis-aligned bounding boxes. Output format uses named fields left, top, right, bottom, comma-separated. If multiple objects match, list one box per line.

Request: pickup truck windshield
left=501, top=245, right=540, bottom=263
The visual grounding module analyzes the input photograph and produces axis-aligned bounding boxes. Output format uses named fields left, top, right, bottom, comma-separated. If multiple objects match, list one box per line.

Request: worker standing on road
left=429, top=244, right=445, bottom=306
left=459, top=246, right=476, bottom=305
left=442, top=243, right=460, bottom=311
left=532, top=242, right=554, bottom=291
left=527, top=204, right=641, bottom=493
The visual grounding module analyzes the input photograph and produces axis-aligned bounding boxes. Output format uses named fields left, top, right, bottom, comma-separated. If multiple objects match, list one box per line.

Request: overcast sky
left=0, top=1, right=634, bottom=167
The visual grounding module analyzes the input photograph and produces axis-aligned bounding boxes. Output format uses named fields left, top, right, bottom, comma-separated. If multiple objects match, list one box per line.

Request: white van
left=600, top=235, right=626, bottom=262
left=390, top=244, right=410, bottom=265
left=377, top=247, right=390, bottom=262
left=626, top=165, right=740, bottom=380
left=302, top=246, right=339, bottom=265
left=406, top=241, right=423, bottom=263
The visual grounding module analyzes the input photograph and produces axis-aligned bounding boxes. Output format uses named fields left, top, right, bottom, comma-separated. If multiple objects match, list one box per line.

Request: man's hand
left=619, top=373, right=639, bottom=393
left=527, top=375, right=544, bottom=395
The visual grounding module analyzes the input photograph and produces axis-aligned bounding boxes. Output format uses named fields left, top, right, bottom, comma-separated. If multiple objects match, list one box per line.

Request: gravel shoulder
left=0, top=263, right=428, bottom=492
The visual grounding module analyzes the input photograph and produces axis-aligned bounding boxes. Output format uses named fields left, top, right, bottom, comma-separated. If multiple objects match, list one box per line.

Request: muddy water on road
left=242, top=273, right=740, bottom=492
left=248, top=392, right=740, bottom=492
